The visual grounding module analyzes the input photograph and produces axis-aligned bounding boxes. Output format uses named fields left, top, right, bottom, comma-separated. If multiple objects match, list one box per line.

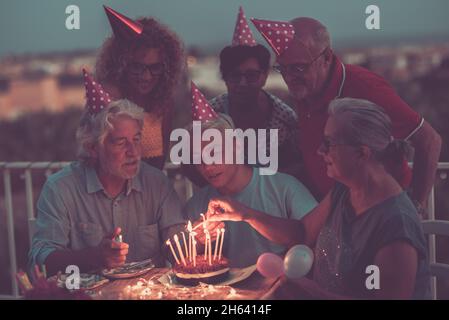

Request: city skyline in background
left=1, top=0, right=449, bottom=121
left=1, top=0, right=449, bottom=58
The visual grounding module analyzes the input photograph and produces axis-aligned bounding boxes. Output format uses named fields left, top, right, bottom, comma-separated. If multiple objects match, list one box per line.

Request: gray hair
left=76, top=99, right=144, bottom=164
left=328, top=98, right=411, bottom=163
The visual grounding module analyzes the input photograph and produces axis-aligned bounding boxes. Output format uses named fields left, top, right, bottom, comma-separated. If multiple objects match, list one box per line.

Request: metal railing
left=1, top=161, right=448, bottom=299
left=1, top=162, right=71, bottom=299
left=0, top=161, right=191, bottom=299
left=426, top=163, right=449, bottom=299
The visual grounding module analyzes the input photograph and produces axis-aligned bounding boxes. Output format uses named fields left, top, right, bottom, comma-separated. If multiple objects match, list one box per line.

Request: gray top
left=313, top=183, right=430, bottom=299
left=28, top=161, right=186, bottom=269
left=185, top=168, right=317, bottom=267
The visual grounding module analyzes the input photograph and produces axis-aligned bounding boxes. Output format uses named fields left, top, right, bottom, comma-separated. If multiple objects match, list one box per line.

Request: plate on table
left=219, top=264, right=257, bottom=286
left=159, top=264, right=257, bottom=286
left=102, top=259, right=155, bottom=279
left=52, top=273, right=110, bottom=291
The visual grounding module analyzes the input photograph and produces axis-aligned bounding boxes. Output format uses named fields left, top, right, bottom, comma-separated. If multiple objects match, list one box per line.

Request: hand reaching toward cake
left=206, top=197, right=306, bottom=248
left=206, top=197, right=251, bottom=222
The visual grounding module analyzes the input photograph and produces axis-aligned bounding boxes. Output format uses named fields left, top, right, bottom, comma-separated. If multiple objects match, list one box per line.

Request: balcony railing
left=1, top=161, right=448, bottom=299
left=0, top=161, right=192, bottom=299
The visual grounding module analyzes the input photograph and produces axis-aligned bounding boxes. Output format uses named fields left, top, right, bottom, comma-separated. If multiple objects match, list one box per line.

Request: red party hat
left=82, top=69, right=112, bottom=114
left=232, top=6, right=257, bottom=46
left=191, top=82, right=218, bottom=122
left=250, top=18, right=295, bottom=56
left=103, top=5, right=143, bottom=39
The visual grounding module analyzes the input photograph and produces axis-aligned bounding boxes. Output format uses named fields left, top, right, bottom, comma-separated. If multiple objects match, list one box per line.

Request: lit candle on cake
left=173, top=234, right=187, bottom=266
left=213, top=228, right=221, bottom=260
left=192, top=238, right=197, bottom=267
left=218, top=228, right=225, bottom=261
left=203, top=229, right=209, bottom=261
left=206, top=232, right=212, bottom=265
left=191, top=231, right=197, bottom=263
left=201, top=213, right=209, bottom=233
left=187, top=221, right=193, bottom=260
left=181, top=231, right=189, bottom=260
left=166, top=239, right=180, bottom=265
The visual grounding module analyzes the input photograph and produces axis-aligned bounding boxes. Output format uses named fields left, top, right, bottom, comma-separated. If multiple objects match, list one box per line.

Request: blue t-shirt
left=184, top=168, right=317, bottom=267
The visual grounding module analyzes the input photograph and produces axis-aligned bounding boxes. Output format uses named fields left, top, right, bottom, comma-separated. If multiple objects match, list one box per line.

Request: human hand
left=193, top=219, right=224, bottom=245
left=206, top=197, right=250, bottom=222
left=97, top=227, right=129, bottom=268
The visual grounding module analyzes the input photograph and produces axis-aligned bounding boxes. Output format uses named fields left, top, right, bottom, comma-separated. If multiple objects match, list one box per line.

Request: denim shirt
left=28, top=161, right=186, bottom=270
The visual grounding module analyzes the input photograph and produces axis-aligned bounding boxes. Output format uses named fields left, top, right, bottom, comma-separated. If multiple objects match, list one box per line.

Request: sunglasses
left=127, top=62, right=164, bottom=76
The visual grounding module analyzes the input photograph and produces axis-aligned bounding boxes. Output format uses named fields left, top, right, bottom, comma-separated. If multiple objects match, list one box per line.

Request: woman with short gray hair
left=328, top=98, right=412, bottom=183
left=268, top=98, right=430, bottom=299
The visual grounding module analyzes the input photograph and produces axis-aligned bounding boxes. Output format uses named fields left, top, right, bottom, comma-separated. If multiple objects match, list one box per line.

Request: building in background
left=1, top=42, right=449, bottom=120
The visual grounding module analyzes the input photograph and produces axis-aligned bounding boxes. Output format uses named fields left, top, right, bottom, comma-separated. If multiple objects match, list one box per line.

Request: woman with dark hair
left=209, top=7, right=301, bottom=178
left=265, top=98, right=430, bottom=300
left=95, top=6, right=185, bottom=169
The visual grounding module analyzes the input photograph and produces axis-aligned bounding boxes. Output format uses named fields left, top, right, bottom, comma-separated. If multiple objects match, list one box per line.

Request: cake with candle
left=168, top=224, right=229, bottom=285
left=173, top=255, right=230, bottom=286
left=167, top=222, right=229, bottom=285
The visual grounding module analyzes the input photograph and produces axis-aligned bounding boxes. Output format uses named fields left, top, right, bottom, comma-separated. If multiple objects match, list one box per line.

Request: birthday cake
left=173, top=255, right=230, bottom=286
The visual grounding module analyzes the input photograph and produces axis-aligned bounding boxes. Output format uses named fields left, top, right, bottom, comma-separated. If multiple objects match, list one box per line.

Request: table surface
left=91, top=267, right=277, bottom=300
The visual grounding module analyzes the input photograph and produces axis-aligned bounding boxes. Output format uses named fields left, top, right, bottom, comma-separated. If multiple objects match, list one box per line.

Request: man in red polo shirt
left=252, top=17, right=441, bottom=214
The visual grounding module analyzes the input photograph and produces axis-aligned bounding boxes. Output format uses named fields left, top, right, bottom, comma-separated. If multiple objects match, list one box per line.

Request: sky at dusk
left=1, top=0, right=449, bottom=57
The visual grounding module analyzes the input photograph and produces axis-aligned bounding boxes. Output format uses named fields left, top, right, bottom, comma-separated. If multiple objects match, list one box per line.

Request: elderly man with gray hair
left=29, top=73, right=185, bottom=276
left=252, top=17, right=441, bottom=216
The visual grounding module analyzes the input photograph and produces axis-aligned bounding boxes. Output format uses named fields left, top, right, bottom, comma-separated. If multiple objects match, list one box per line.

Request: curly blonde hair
left=95, top=17, right=185, bottom=116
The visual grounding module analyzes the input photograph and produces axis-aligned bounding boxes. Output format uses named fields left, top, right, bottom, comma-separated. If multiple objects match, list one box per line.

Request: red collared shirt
left=297, top=55, right=422, bottom=200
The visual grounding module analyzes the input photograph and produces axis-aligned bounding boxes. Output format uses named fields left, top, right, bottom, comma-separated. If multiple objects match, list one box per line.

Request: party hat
left=250, top=18, right=295, bottom=56
left=232, top=6, right=257, bottom=46
left=104, top=5, right=143, bottom=39
left=191, top=82, right=218, bottom=122
left=82, top=69, right=112, bottom=114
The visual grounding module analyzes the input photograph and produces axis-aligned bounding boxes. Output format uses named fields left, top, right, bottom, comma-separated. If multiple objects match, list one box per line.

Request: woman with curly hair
left=95, top=6, right=185, bottom=169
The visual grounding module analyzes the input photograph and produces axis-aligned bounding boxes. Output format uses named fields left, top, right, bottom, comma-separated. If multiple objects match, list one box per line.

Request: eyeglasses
left=226, top=70, right=263, bottom=84
left=273, top=47, right=329, bottom=76
left=319, top=136, right=357, bottom=154
left=127, top=62, right=164, bottom=76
